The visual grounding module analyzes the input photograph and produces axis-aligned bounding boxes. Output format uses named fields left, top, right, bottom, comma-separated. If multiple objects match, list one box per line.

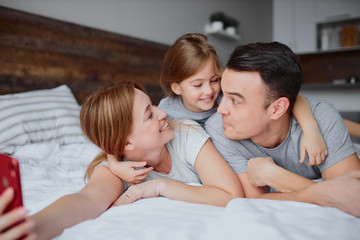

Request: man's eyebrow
left=226, top=91, right=245, bottom=100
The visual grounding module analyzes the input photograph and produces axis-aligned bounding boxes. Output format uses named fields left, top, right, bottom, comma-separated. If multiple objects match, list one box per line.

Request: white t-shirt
left=122, top=119, right=209, bottom=189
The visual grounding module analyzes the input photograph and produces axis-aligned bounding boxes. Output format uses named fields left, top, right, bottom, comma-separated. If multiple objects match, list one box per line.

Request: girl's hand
left=112, top=179, right=164, bottom=206
left=107, top=154, right=153, bottom=185
left=300, top=130, right=328, bottom=166
left=0, top=188, right=36, bottom=240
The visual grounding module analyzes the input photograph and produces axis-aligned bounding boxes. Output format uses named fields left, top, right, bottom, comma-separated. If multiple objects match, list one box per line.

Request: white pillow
left=0, top=85, right=86, bottom=154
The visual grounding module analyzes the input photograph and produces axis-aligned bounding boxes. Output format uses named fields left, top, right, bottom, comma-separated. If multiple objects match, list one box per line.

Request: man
left=205, top=42, right=360, bottom=216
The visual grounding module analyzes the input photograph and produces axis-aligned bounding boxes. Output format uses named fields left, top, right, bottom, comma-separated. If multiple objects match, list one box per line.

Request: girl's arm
left=343, top=118, right=360, bottom=138
left=113, top=140, right=244, bottom=207
left=28, top=165, right=124, bottom=240
left=292, top=94, right=328, bottom=165
left=107, top=154, right=153, bottom=185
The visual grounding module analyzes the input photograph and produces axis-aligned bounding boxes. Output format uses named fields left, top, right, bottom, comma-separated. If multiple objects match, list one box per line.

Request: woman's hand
left=300, top=129, right=328, bottom=166
left=112, top=179, right=164, bottom=206
left=107, top=154, right=153, bottom=185
left=0, top=188, right=36, bottom=240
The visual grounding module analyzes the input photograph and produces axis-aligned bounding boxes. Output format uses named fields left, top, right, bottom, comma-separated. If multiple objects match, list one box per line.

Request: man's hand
left=315, top=170, right=360, bottom=217
left=246, top=157, right=278, bottom=187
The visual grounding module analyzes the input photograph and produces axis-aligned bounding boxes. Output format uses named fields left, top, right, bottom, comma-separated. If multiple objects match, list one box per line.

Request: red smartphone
left=0, top=153, right=24, bottom=213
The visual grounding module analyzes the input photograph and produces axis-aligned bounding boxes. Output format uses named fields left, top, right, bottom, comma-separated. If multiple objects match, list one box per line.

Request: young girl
left=113, top=33, right=332, bottom=184
left=28, top=82, right=243, bottom=240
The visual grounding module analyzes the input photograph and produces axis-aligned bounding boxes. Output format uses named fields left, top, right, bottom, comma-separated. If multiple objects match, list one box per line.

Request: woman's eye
left=232, top=99, right=239, bottom=104
left=148, top=112, right=153, bottom=120
left=211, top=78, right=220, bottom=83
left=193, top=84, right=201, bottom=88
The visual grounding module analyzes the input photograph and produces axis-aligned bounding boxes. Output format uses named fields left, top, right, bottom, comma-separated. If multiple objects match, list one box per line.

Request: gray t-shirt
left=122, top=119, right=209, bottom=189
left=158, top=94, right=222, bottom=128
left=204, top=97, right=356, bottom=180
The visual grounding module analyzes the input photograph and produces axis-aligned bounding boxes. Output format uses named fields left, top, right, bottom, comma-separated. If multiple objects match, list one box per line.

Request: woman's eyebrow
left=143, top=104, right=151, bottom=120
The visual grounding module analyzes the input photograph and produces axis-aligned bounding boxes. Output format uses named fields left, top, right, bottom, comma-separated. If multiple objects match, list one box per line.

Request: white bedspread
left=14, top=142, right=360, bottom=240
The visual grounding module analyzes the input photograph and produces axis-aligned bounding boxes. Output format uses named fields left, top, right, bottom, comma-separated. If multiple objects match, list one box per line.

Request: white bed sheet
left=14, top=142, right=360, bottom=240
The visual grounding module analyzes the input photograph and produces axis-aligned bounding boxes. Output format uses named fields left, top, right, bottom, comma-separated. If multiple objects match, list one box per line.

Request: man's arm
left=239, top=170, right=360, bottom=217
left=245, top=157, right=315, bottom=193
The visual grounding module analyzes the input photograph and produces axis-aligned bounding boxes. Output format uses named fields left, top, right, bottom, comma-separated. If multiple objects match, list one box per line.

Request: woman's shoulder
left=169, top=119, right=208, bottom=140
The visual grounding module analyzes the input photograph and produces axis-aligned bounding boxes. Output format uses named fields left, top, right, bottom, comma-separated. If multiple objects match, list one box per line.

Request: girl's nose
left=204, top=83, right=214, bottom=95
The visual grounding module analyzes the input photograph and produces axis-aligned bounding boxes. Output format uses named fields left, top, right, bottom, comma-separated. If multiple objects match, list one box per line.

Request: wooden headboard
left=0, top=6, right=169, bottom=105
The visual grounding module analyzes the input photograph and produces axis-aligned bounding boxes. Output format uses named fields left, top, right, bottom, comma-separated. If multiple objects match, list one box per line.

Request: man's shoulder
left=205, top=112, right=222, bottom=130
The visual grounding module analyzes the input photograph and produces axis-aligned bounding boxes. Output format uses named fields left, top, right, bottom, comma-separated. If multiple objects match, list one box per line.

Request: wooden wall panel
left=0, top=6, right=169, bottom=104
left=298, top=48, right=360, bottom=85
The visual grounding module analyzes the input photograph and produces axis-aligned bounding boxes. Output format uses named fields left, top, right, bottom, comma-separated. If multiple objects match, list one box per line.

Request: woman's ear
left=171, top=83, right=181, bottom=95
left=269, top=97, right=290, bottom=120
left=124, top=140, right=135, bottom=151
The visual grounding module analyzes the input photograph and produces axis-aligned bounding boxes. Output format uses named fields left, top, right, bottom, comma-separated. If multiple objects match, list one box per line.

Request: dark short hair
left=226, top=42, right=302, bottom=110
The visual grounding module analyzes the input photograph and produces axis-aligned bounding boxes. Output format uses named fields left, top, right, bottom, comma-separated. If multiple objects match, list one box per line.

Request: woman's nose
left=154, top=106, right=167, bottom=120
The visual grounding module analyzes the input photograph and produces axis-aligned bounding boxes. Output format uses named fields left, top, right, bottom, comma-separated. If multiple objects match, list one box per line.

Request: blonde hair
left=80, top=81, right=145, bottom=181
left=160, top=33, right=222, bottom=96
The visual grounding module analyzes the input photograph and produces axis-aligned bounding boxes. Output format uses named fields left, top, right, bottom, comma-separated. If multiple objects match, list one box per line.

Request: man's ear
left=269, top=97, right=290, bottom=120
left=171, top=83, right=181, bottom=95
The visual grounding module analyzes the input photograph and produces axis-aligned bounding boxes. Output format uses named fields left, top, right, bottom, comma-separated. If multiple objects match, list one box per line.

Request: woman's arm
left=113, top=140, right=244, bottom=207
left=343, top=118, right=360, bottom=138
left=292, top=94, right=328, bottom=165
left=29, top=165, right=124, bottom=240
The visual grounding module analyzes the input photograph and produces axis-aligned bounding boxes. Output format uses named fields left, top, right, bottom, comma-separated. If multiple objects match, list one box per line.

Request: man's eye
left=232, top=99, right=239, bottom=104
left=148, top=112, right=153, bottom=120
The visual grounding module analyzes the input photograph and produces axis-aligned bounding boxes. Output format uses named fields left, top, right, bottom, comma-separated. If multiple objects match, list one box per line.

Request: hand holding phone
left=0, top=154, right=35, bottom=239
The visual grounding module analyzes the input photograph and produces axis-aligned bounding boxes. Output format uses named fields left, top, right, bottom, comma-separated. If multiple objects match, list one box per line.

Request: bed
left=1, top=85, right=359, bottom=240
left=1, top=6, right=360, bottom=240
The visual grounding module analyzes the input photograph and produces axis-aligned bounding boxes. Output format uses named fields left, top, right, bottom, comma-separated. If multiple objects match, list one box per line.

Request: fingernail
left=18, top=208, right=27, bottom=216
left=4, top=187, right=14, bottom=196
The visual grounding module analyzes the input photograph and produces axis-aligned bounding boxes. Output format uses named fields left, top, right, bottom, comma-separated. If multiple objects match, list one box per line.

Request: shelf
left=302, top=83, right=360, bottom=89
left=205, top=29, right=241, bottom=41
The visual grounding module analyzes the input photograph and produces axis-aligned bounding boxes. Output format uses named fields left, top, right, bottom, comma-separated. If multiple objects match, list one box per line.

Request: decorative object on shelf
left=317, top=17, right=360, bottom=51
left=209, top=11, right=226, bottom=31
left=224, top=17, right=239, bottom=35
left=204, top=12, right=241, bottom=41
left=341, top=25, right=358, bottom=47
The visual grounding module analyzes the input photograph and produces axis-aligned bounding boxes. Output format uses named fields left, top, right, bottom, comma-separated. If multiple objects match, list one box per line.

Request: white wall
left=0, top=0, right=272, bottom=65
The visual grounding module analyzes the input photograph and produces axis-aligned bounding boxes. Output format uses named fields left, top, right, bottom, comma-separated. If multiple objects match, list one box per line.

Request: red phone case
left=0, top=153, right=24, bottom=213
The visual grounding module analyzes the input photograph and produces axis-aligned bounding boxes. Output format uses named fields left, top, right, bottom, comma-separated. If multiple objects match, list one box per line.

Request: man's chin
left=223, top=130, right=238, bottom=140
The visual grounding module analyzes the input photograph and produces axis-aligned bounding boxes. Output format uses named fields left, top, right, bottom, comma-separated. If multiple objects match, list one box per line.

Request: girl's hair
left=80, top=81, right=145, bottom=181
left=160, top=33, right=222, bottom=96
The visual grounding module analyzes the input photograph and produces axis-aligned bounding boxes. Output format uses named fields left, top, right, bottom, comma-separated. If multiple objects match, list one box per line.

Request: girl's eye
left=211, top=78, right=220, bottom=83
left=193, top=84, right=202, bottom=88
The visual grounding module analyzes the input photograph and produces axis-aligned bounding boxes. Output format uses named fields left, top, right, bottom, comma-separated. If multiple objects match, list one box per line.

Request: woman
left=29, top=81, right=243, bottom=240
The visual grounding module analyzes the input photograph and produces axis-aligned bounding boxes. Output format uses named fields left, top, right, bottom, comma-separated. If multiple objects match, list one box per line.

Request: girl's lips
left=200, top=96, right=214, bottom=103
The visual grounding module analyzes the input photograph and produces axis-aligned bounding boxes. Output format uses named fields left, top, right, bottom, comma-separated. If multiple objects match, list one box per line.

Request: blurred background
left=1, top=0, right=359, bottom=141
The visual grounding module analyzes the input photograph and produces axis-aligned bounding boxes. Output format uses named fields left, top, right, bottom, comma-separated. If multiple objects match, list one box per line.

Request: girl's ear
left=269, top=97, right=290, bottom=120
left=171, top=83, right=181, bottom=95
